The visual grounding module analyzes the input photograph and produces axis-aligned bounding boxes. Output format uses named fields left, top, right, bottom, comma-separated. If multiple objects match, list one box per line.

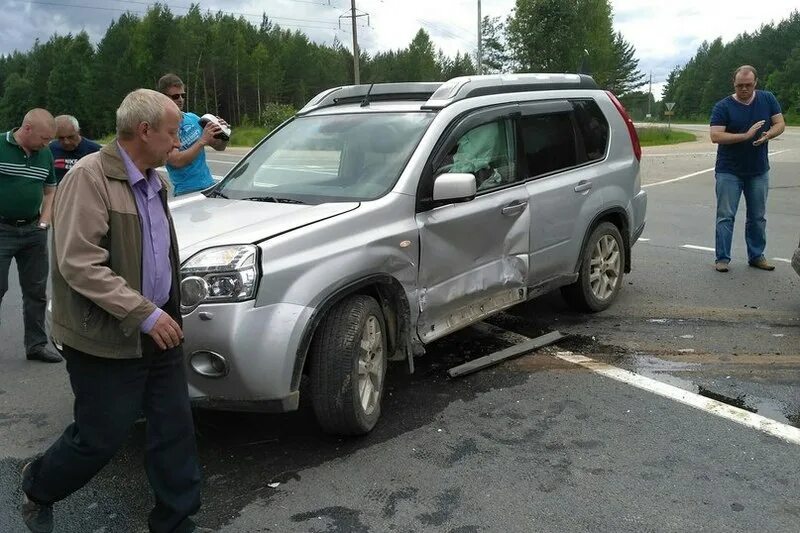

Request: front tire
left=309, top=295, right=387, bottom=435
left=562, top=222, right=625, bottom=312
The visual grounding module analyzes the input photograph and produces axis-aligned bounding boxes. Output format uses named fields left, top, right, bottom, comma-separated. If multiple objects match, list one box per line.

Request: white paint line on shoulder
left=642, top=151, right=716, bottom=158
left=206, top=159, right=238, bottom=165
left=643, top=167, right=714, bottom=188
left=641, top=149, right=790, bottom=189
left=553, top=351, right=800, bottom=446
left=773, top=257, right=791, bottom=263
left=637, top=238, right=650, bottom=242
left=682, top=244, right=715, bottom=252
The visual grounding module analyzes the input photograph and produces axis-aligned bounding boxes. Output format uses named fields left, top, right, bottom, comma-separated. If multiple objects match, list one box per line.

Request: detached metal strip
left=447, top=331, right=566, bottom=378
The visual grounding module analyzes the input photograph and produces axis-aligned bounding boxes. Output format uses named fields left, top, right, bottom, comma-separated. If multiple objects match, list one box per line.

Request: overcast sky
left=2, top=0, right=798, bottom=98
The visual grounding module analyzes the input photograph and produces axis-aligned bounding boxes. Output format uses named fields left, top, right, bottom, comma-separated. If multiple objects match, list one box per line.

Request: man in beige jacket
left=20, top=89, right=201, bottom=533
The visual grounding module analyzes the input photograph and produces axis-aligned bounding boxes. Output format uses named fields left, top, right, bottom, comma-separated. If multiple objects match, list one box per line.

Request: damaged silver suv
left=171, top=74, right=647, bottom=435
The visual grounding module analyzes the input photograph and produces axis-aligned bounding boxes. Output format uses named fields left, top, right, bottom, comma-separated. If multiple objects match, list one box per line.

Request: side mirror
left=432, top=172, right=477, bottom=203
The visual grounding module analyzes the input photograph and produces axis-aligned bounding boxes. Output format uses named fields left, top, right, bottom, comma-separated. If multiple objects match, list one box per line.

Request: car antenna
left=360, top=83, right=375, bottom=107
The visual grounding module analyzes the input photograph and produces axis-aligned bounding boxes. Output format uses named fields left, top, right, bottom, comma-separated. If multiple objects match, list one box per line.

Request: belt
left=0, top=215, right=38, bottom=227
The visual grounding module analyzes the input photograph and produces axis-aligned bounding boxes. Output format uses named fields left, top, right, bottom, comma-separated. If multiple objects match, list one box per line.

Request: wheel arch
left=574, top=207, right=631, bottom=274
left=291, top=274, right=412, bottom=392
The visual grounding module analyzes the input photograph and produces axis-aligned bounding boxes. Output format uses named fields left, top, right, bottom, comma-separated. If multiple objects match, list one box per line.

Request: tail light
left=605, top=90, right=641, bottom=161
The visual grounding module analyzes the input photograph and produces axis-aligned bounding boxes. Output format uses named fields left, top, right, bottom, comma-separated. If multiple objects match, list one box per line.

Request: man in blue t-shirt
left=710, top=65, right=785, bottom=273
left=157, top=73, right=228, bottom=196
left=49, top=115, right=101, bottom=183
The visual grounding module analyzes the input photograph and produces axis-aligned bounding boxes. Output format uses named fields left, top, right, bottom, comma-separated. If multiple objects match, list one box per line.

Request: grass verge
left=636, top=127, right=696, bottom=147
left=229, top=126, right=268, bottom=147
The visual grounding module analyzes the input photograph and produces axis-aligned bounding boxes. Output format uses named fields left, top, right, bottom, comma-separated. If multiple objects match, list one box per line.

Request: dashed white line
left=682, top=244, right=715, bottom=252
left=553, top=351, right=800, bottom=446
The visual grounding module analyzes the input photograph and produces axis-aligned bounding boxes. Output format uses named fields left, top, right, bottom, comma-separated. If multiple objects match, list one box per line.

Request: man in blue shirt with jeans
left=710, top=65, right=785, bottom=272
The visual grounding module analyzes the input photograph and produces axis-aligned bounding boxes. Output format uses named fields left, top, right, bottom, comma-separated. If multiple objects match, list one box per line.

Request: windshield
left=215, top=112, right=434, bottom=203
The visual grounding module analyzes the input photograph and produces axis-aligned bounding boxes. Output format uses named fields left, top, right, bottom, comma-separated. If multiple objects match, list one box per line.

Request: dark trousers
left=0, top=222, right=48, bottom=353
left=23, top=341, right=202, bottom=533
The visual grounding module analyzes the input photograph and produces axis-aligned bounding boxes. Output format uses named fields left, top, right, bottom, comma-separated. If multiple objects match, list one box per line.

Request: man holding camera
left=157, top=73, right=229, bottom=196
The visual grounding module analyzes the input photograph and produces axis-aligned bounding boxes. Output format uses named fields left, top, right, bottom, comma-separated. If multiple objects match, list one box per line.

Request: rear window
left=572, top=99, right=609, bottom=162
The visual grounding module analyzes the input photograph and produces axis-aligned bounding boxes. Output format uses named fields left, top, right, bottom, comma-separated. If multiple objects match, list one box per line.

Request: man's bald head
left=17, top=108, right=56, bottom=152
left=54, top=115, right=82, bottom=151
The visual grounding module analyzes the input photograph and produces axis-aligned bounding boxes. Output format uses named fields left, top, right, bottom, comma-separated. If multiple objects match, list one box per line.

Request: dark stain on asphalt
left=731, top=503, right=745, bottom=512
left=697, top=386, right=758, bottom=413
left=380, top=487, right=418, bottom=518
left=290, top=506, right=369, bottom=532
left=447, top=438, right=480, bottom=466
left=417, top=487, right=461, bottom=526
left=0, top=412, right=48, bottom=428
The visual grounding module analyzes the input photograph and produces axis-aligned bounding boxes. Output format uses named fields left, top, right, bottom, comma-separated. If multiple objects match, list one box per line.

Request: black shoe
left=21, top=463, right=54, bottom=533
left=25, top=346, right=62, bottom=363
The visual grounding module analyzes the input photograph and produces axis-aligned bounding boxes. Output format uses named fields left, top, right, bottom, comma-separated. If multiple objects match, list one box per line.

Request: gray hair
left=116, top=88, right=175, bottom=139
left=55, top=114, right=80, bottom=131
left=733, top=65, right=758, bottom=80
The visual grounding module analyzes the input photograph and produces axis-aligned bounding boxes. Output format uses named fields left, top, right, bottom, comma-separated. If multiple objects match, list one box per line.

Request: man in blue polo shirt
left=49, top=115, right=101, bottom=183
left=0, top=108, right=62, bottom=363
left=157, top=73, right=228, bottom=196
left=710, top=65, right=785, bottom=273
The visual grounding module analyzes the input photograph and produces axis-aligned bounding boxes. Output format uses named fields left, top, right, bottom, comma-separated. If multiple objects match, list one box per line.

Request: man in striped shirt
left=0, top=108, right=62, bottom=363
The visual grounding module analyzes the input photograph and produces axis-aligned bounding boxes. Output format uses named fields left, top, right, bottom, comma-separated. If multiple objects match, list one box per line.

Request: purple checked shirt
left=118, top=143, right=172, bottom=333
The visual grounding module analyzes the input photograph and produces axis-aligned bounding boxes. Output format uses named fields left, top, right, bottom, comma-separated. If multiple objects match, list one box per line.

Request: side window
left=572, top=99, right=609, bottom=162
left=434, top=119, right=518, bottom=192
left=519, top=112, right=578, bottom=178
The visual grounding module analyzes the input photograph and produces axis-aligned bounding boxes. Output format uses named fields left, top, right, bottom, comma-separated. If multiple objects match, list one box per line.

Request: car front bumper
left=182, top=300, right=313, bottom=413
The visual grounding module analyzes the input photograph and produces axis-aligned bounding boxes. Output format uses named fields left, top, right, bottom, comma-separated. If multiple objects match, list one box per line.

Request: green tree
left=481, top=15, right=509, bottom=73
left=607, top=32, right=645, bottom=95
left=0, top=73, right=34, bottom=126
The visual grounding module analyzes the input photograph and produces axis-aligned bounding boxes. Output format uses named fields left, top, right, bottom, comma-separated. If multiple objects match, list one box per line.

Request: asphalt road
left=0, top=129, right=798, bottom=532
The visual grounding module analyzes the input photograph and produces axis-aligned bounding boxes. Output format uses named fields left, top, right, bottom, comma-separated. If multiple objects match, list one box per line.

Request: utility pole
left=647, top=71, right=652, bottom=119
left=477, top=0, right=482, bottom=75
left=340, top=1, right=369, bottom=84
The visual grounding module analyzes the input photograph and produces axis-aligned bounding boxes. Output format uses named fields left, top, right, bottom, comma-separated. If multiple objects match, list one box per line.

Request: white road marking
left=168, top=195, right=204, bottom=208
left=643, top=151, right=716, bottom=157
left=772, top=257, right=791, bottom=263
left=682, top=244, right=715, bottom=252
left=206, top=159, right=237, bottom=165
left=643, top=167, right=715, bottom=188
left=637, top=238, right=650, bottom=242
left=156, top=166, right=223, bottom=180
left=553, top=351, right=800, bottom=446
left=642, top=149, right=791, bottom=189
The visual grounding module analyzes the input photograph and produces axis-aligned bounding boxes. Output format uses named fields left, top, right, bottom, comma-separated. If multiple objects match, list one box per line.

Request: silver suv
left=171, top=74, right=647, bottom=435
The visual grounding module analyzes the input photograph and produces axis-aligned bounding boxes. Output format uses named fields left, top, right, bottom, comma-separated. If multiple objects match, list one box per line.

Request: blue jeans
left=715, top=172, right=769, bottom=263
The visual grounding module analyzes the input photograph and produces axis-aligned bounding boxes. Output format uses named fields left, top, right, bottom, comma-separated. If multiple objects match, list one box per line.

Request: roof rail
left=423, top=73, right=599, bottom=109
left=298, top=82, right=443, bottom=115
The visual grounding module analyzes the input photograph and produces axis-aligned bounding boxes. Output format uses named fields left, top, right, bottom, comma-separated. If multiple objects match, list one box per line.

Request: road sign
left=665, top=102, right=676, bottom=111
left=664, top=110, right=674, bottom=116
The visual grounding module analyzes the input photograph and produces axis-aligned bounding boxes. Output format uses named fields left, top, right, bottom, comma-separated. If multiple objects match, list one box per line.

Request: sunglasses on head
left=169, top=92, right=186, bottom=100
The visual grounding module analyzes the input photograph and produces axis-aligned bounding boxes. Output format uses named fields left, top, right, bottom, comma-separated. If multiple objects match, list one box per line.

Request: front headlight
left=180, top=245, right=259, bottom=314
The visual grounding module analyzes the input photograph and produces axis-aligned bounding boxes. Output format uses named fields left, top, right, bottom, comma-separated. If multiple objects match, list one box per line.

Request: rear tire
left=309, top=295, right=387, bottom=435
left=562, top=222, right=625, bottom=312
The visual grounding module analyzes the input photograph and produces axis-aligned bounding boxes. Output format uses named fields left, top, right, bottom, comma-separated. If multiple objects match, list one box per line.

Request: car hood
left=170, top=196, right=359, bottom=261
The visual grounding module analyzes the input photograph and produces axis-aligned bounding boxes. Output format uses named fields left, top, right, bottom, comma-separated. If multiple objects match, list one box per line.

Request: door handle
left=501, top=201, right=527, bottom=216
left=574, top=180, right=592, bottom=193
